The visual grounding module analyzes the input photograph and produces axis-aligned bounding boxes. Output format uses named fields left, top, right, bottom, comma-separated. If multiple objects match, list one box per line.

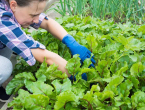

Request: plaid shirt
left=0, top=0, right=48, bottom=66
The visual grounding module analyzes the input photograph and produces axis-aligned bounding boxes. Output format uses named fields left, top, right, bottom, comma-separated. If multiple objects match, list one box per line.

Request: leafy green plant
left=8, top=15, right=145, bottom=109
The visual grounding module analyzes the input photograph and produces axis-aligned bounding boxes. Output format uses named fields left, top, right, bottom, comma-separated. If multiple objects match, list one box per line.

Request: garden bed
left=1, top=0, right=145, bottom=109
left=6, top=15, right=145, bottom=109
left=0, top=0, right=60, bottom=109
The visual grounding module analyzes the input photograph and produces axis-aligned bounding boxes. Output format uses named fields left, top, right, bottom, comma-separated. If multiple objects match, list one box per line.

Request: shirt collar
left=1, top=0, right=12, bottom=14
left=1, top=0, right=21, bottom=27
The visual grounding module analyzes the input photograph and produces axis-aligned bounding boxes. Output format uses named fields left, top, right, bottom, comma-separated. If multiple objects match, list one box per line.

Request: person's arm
left=0, top=13, right=70, bottom=77
left=31, top=48, right=71, bottom=77
left=40, top=17, right=96, bottom=67
left=40, top=17, right=67, bottom=41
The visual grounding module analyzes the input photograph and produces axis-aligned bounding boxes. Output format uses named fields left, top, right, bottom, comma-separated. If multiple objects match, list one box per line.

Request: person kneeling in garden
left=0, top=0, right=96, bottom=102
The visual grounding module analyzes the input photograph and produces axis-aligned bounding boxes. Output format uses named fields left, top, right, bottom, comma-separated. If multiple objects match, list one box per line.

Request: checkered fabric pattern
left=0, top=0, right=48, bottom=66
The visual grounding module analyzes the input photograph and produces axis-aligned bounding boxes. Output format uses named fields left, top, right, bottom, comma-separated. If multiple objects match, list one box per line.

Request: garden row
left=6, top=15, right=145, bottom=109
left=49, top=0, right=145, bottom=24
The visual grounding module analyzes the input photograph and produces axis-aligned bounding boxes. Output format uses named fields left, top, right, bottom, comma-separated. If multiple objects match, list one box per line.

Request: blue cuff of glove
left=62, top=34, right=76, bottom=45
left=69, top=73, right=87, bottom=81
left=81, top=73, right=87, bottom=81
left=69, top=75, right=76, bottom=81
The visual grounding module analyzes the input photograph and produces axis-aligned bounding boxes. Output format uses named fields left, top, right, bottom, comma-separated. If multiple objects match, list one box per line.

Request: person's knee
left=0, top=56, right=13, bottom=84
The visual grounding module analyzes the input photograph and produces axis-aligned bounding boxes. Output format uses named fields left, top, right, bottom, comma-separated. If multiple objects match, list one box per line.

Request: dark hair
left=7, top=0, right=46, bottom=7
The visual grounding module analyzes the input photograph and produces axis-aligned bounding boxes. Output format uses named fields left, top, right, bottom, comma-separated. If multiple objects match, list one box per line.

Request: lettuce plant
left=7, top=15, right=145, bottom=110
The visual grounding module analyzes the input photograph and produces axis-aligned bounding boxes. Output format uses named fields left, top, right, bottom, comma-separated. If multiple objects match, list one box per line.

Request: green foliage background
left=7, top=15, right=145, bottom=109
left=50, top=0, right=145, bottom=24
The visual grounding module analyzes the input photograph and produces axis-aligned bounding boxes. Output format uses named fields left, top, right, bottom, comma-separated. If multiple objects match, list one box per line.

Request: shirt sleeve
left=30, top=13, right=48, bottom=29
left=0, top=14, right=46, bottom=66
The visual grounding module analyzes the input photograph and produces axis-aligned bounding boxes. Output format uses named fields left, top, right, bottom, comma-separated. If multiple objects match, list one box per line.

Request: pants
left=0, top=47, right=13, bottom=86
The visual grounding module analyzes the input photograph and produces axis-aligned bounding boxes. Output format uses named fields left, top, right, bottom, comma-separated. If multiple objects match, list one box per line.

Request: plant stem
left=81, top=98, right=93, bottom=110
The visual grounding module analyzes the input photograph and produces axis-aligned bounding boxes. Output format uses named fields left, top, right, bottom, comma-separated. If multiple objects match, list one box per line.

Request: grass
left=48, top=0, right=145, bottom=24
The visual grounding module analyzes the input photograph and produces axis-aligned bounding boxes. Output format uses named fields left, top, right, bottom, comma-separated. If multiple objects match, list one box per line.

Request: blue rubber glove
left=81, top=73, right=87, bottom=81
left=69, top=75, right=76, bottom=81
left=62, top=34, right=96, bottom=67
left=69, top=73, right=87, bottom=81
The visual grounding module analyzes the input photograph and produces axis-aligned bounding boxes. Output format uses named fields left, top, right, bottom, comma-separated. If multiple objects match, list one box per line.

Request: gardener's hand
left=62, top=34, right=96, bottom=67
